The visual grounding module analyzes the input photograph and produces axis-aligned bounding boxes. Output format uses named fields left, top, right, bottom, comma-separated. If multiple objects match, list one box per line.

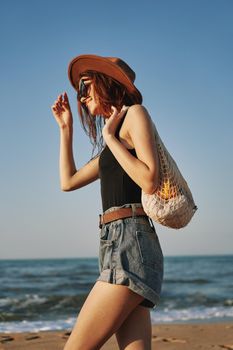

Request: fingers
left=121, top=104, right=128, bottom=112
left=51, top=92, right=70, bottom=114
left=51, top=96, right=63, bottom=115
left=64, top=92, right=70, bottom=104
left=110, top=106, right=118, bottom=118
left=110, top=105, right=126, bottom=120
left=111, top=105, right=118, bottom=113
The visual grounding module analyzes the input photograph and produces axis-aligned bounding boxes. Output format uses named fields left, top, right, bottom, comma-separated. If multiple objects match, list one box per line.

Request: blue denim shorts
left=97, top=203, right=164, bottom=309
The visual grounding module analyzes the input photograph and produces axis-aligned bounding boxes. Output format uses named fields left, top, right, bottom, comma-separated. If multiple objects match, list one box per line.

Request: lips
left=85, top=97, right=92, bottom=106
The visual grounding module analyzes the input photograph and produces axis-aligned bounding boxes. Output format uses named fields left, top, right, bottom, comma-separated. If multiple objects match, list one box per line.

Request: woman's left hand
left=102, top=106, right=128, bottom=141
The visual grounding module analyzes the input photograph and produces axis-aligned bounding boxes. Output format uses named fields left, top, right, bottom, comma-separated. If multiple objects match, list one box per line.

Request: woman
left=51, top=54, right=163, bottom=350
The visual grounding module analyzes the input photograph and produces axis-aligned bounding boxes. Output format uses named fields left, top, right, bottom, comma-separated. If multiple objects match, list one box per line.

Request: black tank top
left=99, top=111, right=141, bottom=211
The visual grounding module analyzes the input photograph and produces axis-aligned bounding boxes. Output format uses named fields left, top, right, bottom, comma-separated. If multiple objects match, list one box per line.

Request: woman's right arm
left=51, top=92, right=99, bottom=191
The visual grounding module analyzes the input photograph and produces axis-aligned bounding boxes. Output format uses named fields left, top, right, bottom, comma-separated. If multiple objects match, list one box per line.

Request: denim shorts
left=97, top=203, right=164, bottom=309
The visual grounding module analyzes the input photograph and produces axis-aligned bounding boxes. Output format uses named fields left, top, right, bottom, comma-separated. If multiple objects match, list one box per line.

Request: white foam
left=0, top=294, right=47, bottom=308
left=151, top=306, right=233, bottom=323
left=0, top=318, right=76, bottom=333
left=1, top=306, right=233, bottom=333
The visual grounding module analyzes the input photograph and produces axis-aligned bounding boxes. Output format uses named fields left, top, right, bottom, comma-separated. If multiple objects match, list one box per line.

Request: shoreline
left=1, top=323, right=233, bottom=349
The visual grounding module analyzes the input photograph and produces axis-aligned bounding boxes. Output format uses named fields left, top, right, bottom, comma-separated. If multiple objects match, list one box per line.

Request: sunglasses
left=77, top=79, right=89, bottom=102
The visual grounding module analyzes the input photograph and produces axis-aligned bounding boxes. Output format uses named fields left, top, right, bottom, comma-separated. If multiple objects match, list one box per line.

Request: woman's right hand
left=51, top=92, right=73, bottom=130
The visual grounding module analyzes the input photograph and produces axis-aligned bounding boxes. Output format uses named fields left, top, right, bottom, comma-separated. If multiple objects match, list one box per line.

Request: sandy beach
left=0, top=323, right=233, bottom=350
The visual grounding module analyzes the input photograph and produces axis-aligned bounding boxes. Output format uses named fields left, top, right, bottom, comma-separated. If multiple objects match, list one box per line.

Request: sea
left=0, top=255, right=233, bottom=333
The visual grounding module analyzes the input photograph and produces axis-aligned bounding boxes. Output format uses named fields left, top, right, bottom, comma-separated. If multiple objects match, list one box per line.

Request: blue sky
left=0, top=0, right=232, bottom=259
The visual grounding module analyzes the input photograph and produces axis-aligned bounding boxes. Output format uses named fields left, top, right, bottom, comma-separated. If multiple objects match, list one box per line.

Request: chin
left=86, top=103, right=97, bottom=115
left=86, top=102, right=106, bottom=117
left=90, top=108, right=99, bottom=116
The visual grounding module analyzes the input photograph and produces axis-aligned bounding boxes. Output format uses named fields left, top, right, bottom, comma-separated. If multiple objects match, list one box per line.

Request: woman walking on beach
left=52, top=54, right=163, bottom=350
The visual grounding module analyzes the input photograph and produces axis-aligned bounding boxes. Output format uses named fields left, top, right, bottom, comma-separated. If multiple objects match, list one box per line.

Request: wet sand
left=0, top=323, right=233, bottom=349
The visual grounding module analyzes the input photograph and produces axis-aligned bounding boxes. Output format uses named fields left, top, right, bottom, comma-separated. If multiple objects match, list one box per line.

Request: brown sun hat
left=68, top=54, right=142, bottom=100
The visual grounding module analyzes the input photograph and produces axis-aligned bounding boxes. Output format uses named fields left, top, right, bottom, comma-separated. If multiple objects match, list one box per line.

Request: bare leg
left=63, top=280, right=144, bottom=350
left=115, top=304, right=152, bottom=350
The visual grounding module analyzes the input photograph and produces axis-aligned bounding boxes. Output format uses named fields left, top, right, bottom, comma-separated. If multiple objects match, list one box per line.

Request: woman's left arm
left=102, top=105, right=159, bottom=194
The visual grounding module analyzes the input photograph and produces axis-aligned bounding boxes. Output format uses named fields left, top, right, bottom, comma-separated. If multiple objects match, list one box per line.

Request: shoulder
left=124, top=104, right=153, bottom=131
left=127, top=104, right=149, bottom=115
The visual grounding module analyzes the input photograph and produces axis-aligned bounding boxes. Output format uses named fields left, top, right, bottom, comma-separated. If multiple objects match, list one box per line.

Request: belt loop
left=99, top=214, right=105, bottom=229
left=131, top=203, right=137, bottom=218
left=99, top=214, right=102, bottom=229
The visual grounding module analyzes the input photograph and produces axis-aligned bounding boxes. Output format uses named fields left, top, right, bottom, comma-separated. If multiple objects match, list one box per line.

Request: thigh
left=115, top=304, right=152, bottom=350
left=64, top=280, right=144, bottom=350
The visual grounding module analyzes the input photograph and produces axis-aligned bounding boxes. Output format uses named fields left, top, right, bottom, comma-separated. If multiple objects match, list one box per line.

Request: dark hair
left=77, top=70, right=142, bottom=158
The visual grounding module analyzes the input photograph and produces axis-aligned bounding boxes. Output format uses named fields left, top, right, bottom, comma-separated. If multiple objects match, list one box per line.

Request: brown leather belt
left=99, top=207, right=147, bottom=228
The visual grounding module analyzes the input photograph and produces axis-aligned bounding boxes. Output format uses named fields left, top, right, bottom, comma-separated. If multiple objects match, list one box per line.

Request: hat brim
left=68, top=54, right=141, bottom=98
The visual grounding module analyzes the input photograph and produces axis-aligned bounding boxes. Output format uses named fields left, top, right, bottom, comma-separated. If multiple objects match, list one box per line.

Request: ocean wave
left=0, top=294, right=88, bottom=321
left=1, top=306, right=233, bottom=333
left=151, top=306, right=233, bottom=323
left=1, top=256, right=232, bottom=332
left=1, top=293, right=233, bottom=323
left=159, top=292, right=232, bottom=309
left=0, top=318, right=76, bottom=333
left=0, top=295, right=47, bottom=308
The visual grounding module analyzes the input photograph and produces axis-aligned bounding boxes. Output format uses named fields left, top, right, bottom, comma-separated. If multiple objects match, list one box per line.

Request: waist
left=99, top=204, right=147, bottom=228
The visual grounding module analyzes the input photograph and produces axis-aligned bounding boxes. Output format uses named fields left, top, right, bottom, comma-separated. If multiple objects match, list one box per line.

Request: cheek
left=92, top=94, right=102, bottom=112
left=92, top=91, right=110, bottom=116
left=93, top=91, right=100, bottom=105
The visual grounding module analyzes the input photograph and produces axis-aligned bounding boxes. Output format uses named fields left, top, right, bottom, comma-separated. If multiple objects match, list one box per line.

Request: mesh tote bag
left=141, top=122, right=197, bottom=229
